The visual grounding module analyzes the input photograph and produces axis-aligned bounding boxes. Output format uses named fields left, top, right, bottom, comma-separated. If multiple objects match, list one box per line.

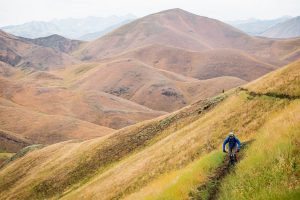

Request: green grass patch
left=217, top=104, right=300, bottom=200
left=0, top=153, right=14, bottom=160
left=73, top=65, right=95, bottom=75
left=139, top=151, right=225, bottom=200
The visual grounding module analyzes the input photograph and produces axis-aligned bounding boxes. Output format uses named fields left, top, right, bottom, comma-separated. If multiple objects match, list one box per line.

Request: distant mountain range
left=228, top=16, right=291, bottom=35
left=260, top=16, right=300, bottom=38
left=1, top=14, right=136, bottom=39
left=2, top=14, right=299, bottom=41
left=1, top=8, right=300, bottom=200
left=1, top=8, right=300, bottom=149
left=78, top=19, right=135, bottom=41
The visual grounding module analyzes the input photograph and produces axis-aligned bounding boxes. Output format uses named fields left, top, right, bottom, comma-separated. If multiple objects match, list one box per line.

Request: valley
left=0, top=7, right=299, bottom=200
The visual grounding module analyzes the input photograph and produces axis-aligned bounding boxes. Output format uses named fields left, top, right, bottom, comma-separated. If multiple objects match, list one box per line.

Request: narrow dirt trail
left=189, top=140, right=253, bottom=200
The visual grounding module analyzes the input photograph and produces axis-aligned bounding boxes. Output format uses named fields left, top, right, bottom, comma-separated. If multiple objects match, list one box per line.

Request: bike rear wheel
left=229, top=154, right=236, bottom=165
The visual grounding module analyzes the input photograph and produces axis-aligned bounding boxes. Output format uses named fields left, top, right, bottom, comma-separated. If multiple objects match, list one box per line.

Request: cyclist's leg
left=229, top=146, right=233, bottom=154
left=228, top=147, right=234, bottom=163
left=233, top=146, right=238, bottom=161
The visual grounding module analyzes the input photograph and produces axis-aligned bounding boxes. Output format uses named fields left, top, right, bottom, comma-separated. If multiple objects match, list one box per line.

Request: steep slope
left=75, top=9, right=300, bottom=67
left=0, top=152, right=14, bottom=166
left=260, top=16, right=300, bottom=38
left=1, top=9, right=299, bottom=124
left=75, top=8, right=253, bottom=60
left=246, top=59, right=300, bottom=96
left=216, top=109, right=300, bottom=200
left=21, top=34, right=84, bottom=53
left=0, top=60, right=298, bottom=200
left=69, top=9, right=300, bottom=114
left=0, top=30, right=79, bottom=70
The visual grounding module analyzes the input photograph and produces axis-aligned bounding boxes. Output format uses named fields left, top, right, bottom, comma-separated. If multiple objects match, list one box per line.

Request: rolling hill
left=115, top=44, right=277, bottom=81
left=260, top=16, right=300, bottom=38
left=228, top=16, right=291, bottom=35
left=0, top=75, right=166, bottom=129
left=65, top=8, right=300, bottom=112
left=0, top=30, right=79, bottom=70
left=1, top=15, right=136, bottom=39
left=70, top=9, right=300, bottom=113
left=21, top=34, right=84, bottom=53
left=75, top=8, right=253, bottom=60
left=1, top=8, right=300, bottom=147
left=0, top=94, right=114, bottom=144
left=63, top=59, right=245, bottom=112
left=0, top=58, right=298, bottom=200
left=74, top=9, right=300, bottom=68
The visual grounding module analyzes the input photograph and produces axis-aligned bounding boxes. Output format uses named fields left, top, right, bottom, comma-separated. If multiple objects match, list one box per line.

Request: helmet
left=229, top=132, right=235, bottom=137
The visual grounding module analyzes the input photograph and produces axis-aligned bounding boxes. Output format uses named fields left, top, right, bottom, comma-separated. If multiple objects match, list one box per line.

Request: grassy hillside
left=245, top=59, right=300, bottom=97
left=0, top=60, right=299, bottom=199
left=218, top=102, right=300, bottom=200
left=60, top=59, right=245, bottom=112
left=0, top=96, right=114, bottom=145
left=0, top=75, right=165, bottom=129
left=0, top=152, right=14, bottom=166
left=65, top=8, right=300, bottom=117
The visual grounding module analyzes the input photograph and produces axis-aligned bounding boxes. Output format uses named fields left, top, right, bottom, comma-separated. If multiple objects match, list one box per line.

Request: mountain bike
left=224, top=149, right=238, bottom=166
left=229, top=152, right=236, bottom=166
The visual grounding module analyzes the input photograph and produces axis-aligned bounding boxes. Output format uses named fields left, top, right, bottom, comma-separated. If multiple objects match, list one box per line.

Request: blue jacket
left=223, top=136, right=241, bottom=151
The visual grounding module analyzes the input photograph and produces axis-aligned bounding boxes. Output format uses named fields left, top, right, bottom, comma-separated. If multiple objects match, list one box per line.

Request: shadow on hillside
left=0, top=144, right=43, bottom=169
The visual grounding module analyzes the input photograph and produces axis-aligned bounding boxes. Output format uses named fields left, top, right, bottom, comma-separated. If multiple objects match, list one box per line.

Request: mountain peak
left=26, top=34, right=83, bottom=53
left=77, top=8, right=250, bottom=60
left=44, top=34, right=66, bottom=39
left=160, top=8, right=187, bottom=13
left=152, top=8, right=198, bottom=17
left=260, top=16, right=300, bottom=38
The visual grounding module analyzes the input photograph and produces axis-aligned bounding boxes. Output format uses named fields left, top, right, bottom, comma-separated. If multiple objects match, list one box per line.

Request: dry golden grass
left=218, top=100, right=300, bottom=200
left=0, top=59, right=297, bottom=199
left=2, top=9, right=300, bottom=146
left=0, top=96, right=224, bottom=199
left=123, top=150, right=224, bottom=200
left=0, top=58, right=299, bottom=200
left=65, top=91, right=289, bottom=200
left=246, top=59, right=300, bottom=97
left=0, top=74, right=165, bottom=130
left=0, top=96, right=114, bottom=145
left=0, top=153, right=14, bottom=165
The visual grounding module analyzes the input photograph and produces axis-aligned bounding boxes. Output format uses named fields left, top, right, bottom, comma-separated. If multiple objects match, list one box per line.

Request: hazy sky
left=0, top=0, right=299, bottom=26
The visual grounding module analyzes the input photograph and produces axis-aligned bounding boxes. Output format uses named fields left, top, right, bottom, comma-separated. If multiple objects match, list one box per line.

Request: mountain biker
left=223, top=132, right=241, bottom=156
